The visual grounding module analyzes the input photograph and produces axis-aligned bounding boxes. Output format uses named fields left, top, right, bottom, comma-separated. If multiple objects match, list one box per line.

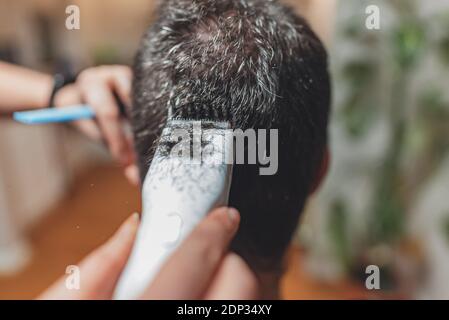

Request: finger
left=203, top=253, right=259, bottom=300
left=72, top=119, right=103, bottom=141
left=124, top=164, right=140, bottom=186
left=54, top=84, right=81, bottom=107
left=81, top=81, right=133, bottom=165
left=38, top=213, right=140, bottom=300
left=53, top=84, right=102, bottom=142
left=75, top=213, right=139, bottom=299
left=124, top=131, right=138, bottom=167
left=140, top=207, right=240, bottom=300
left=123, top=133, right=139, bottom=185
left=109, top=66, right=132, bottom=109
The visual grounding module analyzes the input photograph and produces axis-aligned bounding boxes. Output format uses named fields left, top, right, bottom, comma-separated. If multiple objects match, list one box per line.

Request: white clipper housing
left=114, top=120, right=233, bottom=299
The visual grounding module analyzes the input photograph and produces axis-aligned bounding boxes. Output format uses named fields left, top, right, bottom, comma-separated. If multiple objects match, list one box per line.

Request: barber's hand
left=140, top=207, right=258, bottom=300
left=53, top=65, right=139, bottom=185
left=38, top=207, right=258, bottom=300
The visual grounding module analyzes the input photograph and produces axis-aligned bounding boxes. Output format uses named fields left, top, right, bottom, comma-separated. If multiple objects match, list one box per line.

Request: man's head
left=131, top=0, right=330, bottom=274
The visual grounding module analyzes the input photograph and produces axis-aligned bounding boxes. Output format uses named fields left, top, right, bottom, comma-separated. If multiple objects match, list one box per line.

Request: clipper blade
left=114, top=119, right=233, bottom=299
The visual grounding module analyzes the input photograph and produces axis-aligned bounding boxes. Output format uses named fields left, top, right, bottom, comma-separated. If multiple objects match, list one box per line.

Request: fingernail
left=130, top=212, right=140, bottom=222
left=227, top=207, right=240, bottom=226
left=116, top=213, right=139, bottom=239
left=125, top=165, right=140, bottom=186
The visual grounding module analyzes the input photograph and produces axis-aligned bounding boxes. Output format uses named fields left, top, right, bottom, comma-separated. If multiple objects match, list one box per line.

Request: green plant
left=331, top=0, right=449, bottom=286
left=328, top=199, right=352, bottom=270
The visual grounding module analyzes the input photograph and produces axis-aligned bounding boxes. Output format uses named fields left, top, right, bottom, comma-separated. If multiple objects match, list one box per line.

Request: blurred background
left=0, top=0, right=448, bottom=299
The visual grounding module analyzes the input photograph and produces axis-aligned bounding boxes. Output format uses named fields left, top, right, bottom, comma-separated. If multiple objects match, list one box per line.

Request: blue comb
left=13, top=105, right=95, bottom=124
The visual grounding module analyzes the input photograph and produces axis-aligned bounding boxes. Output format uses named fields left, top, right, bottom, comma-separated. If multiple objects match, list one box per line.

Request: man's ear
left=309, top=146, right=330, bottom=195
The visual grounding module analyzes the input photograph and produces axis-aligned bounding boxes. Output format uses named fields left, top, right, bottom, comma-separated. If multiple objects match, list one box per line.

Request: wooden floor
left=0, top=164, right=376, bottom=300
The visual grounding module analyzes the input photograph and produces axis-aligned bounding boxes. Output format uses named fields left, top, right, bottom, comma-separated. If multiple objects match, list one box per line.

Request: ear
left=309, top=146, right=330, bottom=195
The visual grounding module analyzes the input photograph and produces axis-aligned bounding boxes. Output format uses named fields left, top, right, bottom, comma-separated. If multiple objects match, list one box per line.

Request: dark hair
left=131, top=0, right=330, bottom=273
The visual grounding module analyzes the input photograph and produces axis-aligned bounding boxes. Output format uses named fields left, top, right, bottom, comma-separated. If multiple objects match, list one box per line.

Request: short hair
left=131, top=0, right=330, bottom=273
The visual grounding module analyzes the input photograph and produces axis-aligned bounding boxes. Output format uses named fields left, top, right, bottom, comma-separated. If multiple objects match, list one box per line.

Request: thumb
left=38, top=213, right=139, bottom=300
left=140, top=207, right=240, bottom=299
